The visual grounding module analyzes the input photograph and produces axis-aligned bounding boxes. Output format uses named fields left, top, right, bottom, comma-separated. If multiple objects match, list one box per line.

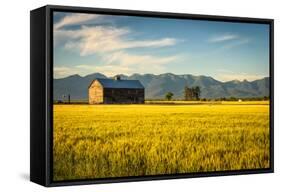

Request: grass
left=53, top=102, right=270, bottom=181
left=145, top=100, right=269, bottom=105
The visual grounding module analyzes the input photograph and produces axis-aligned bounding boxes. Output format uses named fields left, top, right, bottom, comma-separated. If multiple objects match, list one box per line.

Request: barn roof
left=94, top=78, right=144, bottom=89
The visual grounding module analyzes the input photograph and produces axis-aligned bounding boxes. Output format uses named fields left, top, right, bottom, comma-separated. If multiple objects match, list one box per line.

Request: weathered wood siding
left=103, top=88, right=144, bottom=104
left=88, top=80, right=103, bottom=104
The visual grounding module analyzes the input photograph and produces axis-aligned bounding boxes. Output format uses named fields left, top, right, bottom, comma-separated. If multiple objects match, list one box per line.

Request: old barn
left=88, top=76, right=145, bottom=104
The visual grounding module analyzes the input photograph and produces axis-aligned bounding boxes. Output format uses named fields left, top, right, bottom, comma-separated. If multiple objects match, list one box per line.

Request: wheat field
left=53, top=102, right=270, bottom=181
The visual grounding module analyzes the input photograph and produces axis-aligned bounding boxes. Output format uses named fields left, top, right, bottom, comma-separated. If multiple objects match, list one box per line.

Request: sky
left=53, top=12, right=270, bottom=82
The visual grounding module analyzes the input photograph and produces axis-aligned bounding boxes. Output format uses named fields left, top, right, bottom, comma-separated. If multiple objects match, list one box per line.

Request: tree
left=184, top=85, right=201, bottom=101
left=194, top=86, right=201, bottom=100
left=165, top=92, right=174, bottom=101
left=184, top=86, right=192, bottom=100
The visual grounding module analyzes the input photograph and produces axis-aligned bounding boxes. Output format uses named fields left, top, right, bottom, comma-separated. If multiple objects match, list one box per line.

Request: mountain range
left=53, top=73, right=269, bottom=100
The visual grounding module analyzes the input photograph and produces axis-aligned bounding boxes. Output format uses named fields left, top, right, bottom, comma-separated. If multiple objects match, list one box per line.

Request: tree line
left=165, top=85, right=269, bottom=101
left=165, top=85, right=201, bottom=101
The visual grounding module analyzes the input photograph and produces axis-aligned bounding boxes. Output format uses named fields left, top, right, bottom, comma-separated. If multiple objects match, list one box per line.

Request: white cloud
left=54, top=27, right=82, bottom=47
left=54, top=13, right=101, bottom=30
left=53, top=13, right=180, bottom=78
left=62, top=26, right=129, bottom=55
left=220, top=39, right=250, bottom=50
left=55, top=26, right=177, bottom=56
left=209, top=34, right=239, bottom=43
left=119, top=38, right=177, bottom=49
left=203, top=38, right=250, bottom=56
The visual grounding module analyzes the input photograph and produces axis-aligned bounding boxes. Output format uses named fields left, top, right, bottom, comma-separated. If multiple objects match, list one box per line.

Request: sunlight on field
left=53, top=102, right=270, bottom=181
left=145, top=100, right=269, bottom=105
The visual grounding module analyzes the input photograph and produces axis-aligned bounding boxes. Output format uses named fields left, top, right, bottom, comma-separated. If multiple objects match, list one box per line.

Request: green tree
left=184, top=85, right=192, bottom=100
left=184, top=86, right=201, bottom=101
left=194, top=86, right=201, bottom=100
left=165, top=92, right=174, bottom=101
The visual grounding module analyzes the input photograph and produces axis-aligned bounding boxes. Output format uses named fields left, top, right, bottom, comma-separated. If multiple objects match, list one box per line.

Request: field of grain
left=53, top=102, right=270, bottom=181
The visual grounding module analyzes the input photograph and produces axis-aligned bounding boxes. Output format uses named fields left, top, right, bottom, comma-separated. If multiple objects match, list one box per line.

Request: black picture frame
left=30, top=4, right=274, bottom=187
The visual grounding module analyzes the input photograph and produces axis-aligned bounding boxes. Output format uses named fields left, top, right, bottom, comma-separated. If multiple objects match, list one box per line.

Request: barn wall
left=103, top=88, right=144, bottom=104
left=89, top=80, right=103, bottom=104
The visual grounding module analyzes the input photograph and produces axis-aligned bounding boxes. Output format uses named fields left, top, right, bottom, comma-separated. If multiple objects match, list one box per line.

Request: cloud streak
left=204, top=34, right=250, bottom=56
left=54, top=13, right=101, bottom=30
left=55, top=26, right=177, bottom=56
left=209, top=34, right=239, bottom=43
left=53, top=13, right=180, bottom=78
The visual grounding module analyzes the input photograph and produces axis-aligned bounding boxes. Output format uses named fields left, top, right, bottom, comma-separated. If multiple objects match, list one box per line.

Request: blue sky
left=53, top=12, right=270, bottom=82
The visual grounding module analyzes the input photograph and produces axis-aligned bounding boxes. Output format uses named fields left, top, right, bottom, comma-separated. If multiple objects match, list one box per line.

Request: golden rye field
left=53, top=102, right=270, bottom=181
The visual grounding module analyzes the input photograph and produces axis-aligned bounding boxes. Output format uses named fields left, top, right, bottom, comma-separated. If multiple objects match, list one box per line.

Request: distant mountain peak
left=85, top=72, right=105, bottom=77
left=61, top=74, right=81, bottom=79
left=230, top=79, right=241, bottom=83
left=161, top=72, right=175, bottom=75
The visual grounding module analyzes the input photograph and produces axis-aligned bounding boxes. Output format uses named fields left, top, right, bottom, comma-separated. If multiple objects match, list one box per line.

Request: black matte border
left=46, top=4, right=274, bottom=187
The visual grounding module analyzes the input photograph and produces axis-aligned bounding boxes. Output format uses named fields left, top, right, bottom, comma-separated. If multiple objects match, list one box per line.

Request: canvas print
left=53, top=11, right=270, bottom=181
